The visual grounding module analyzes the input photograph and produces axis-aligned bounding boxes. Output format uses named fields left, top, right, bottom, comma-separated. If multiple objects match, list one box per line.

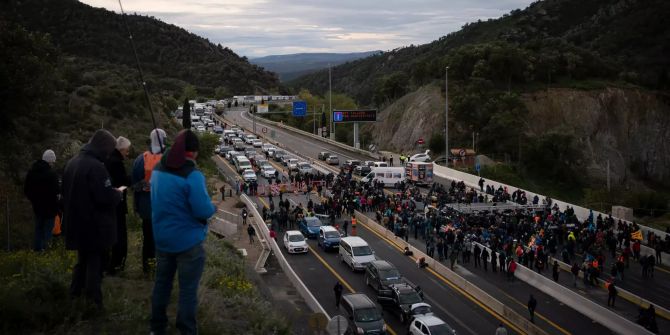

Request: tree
left=429, top=133, right=446, bottom=155
left=197, top=133, right=220, bottom=165
left=214, top=86, right=230, bottom=100
left=181, top=84, right=197, bottom=101
left=182, top=98, right=191, bottom=129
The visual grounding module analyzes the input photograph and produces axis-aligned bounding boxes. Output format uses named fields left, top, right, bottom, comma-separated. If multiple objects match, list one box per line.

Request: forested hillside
left=291, top=0, right=669, bottom=105
left=251, top=51, right=381, bottom=81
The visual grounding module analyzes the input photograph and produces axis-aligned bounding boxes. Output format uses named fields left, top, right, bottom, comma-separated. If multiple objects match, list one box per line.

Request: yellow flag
left=631, top=230, right=643, bottom=241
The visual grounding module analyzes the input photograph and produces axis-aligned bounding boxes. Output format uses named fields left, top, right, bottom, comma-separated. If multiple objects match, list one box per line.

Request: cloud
left=80, top=0, right=534, bottom=57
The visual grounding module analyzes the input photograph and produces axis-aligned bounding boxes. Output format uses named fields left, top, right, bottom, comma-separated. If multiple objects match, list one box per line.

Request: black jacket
left=24, top=159, right=60, bottom=218
left=62, top=130, right=122, bottom=251
left=105, top=149, right=130, bottom=214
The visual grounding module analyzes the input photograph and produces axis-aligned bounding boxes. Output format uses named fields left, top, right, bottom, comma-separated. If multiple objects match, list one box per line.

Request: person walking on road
left=495, top=324, right=508, bottom=335
left=334, top=281, right=343, bottom=308
left=552, top=260, right=560, bottom=282
left=571, top=262, right=580, bottom=287
left=149, top=129, right=216, bottom=335
left=481, top=247, right=489, bottom=272
left=24, top=149, right=60, bottom=252
left=474, top=244, right=481, bottom=268
left=247, top=224, right=255, bottom=244
left=62, top=130, right=122, bottom=309
left=389, top=155, right=394, bottom=167
left=528, top=294, right=537, bottom=323
left=342, top=219, right=349, bottom=237
left=607, top=280, right=618, bottom=307
left=241, top=208, right=248, bottom=225
left=132, top=128, right=167, bottom=274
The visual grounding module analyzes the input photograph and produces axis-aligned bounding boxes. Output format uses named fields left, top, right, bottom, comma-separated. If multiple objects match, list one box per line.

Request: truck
left=404, top=162, right=433, bottom=185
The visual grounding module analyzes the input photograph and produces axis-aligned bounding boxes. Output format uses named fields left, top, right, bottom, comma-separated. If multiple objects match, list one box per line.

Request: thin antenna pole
left=117, top=0, right=164, bottom=152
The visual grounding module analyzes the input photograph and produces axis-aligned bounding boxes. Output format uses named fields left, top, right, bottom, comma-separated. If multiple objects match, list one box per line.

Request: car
left=409, top=150, right=432, bottom=162
left=244, top=147, right=256, bottom=158
left=344, top=160, right=362, bottom=171
left=232, top=139, right=245, bottom=151
left=214, top=146, right=220, bottom=154
left=267, top=148, right=277, bottom=158
left=253, top=156, right=268, bottom=167
left=241, top=169, right=257, bottom=182
left=377, top=283, right=426, bottom=324
left=341, top=293, right=387, bottom=335
left=325, top=155, right=339, bottom=165
left=244, top=134, right=257, bottom=144
left=298, top=216, right=323, bottom=239
left=318, top=152, right=331, bottom=160
left=297, top=162, right=313, bottom=175
left=226, top=150, right=241, bottom=162
left=365, top=260, right=404, bottom=296
left=354, top=165, right=372, bottom=176
left=317, top=225, right=341, bottom=251
left=196, top=125, right=206, bottom=132
left=283, top=230, right=308, bottom=254
left=287, top=158, right=299, bottom=171
left=252, top=139, right=263, bottom=148
left=218, top=145, right=232, bottom=157
left=273, top=150, right=286, bottom=162
left=261, top=164, right=277, bottom=179
left=408, top=315, right=456, bottom=335
left=262, top=143, right=275, bottom=153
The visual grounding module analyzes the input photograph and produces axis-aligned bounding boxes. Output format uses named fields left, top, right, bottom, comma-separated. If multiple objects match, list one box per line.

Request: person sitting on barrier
left=404, top=246, right=413, bottom=256
left=417, top=256, right=427, bottom=268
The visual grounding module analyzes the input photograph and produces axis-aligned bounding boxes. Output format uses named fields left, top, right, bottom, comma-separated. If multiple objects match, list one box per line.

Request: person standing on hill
left=105, top=137, right=131, bottom=275
left=24, top=149, right=60, bottom=251
left=149, top=130, right=215, bottom=335
left=133, top=129, right=167, bottom=274
left=62, top=130, right=122, bottom=309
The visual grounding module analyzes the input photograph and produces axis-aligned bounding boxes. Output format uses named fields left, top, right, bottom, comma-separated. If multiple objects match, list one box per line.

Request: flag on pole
left=631, top=230, right=643, bottom=241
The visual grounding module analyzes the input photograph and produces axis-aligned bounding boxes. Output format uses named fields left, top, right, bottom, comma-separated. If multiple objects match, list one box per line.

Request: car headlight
left=357, top=327, right=364, bottom=334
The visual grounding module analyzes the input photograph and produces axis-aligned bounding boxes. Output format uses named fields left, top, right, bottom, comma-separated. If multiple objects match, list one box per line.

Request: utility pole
left=607, top=160, right=611, bottom=192
left=313, top=105, right=316, bottom=134
left=329, top=64, right=333, bottom=139
left=445, top=66, right=449, bottom=166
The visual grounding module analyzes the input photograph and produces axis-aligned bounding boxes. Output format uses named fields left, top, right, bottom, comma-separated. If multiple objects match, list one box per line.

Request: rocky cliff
left=367, top=85, right=670, bottom=188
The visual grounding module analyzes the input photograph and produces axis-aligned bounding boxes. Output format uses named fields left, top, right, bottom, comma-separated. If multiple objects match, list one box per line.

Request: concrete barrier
left=354, top=211, right=547, bottom=335
left=471, top=242, right=653, bottom=335
left=240, top=194, right=330, bottom=318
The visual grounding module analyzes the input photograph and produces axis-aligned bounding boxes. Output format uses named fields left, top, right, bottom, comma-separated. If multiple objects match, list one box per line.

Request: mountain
left=3, top=0, right=282, bottom=95
left=290, top=0, right=670, bottom=105
left=251, top=51, right=381, bottom=81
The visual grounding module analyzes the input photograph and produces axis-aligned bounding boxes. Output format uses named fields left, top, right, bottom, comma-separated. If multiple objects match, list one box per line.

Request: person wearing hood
left=24, top=149, right=60, bottom=251
left=105, top=136, right=132, bottom=275
left=132, top=128, right=167, bottom=274
left=62, top=130, right=123, bottom=309
left=149, top=129, right=215, bottom=335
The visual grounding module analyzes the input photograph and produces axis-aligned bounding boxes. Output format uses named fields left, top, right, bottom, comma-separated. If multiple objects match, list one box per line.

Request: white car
left=283, top=230, right=308, bottom=254
left=244, top=134, right=257, bottom=144
left=297, top=162, right=313, bottom=175
left=261, top=165, right=277, bottom=179
left=287, top=158, right=299, bottom=171
left=408, top=315, right=456, bottom=335
left=262, top=143, right=275, bottom=153
left=196, top=125, right=206, bottom=133
left=252, top=139, right=263, bottom=148
left=409, top=150, right=432, bottom=162
left=241, top=169, right=257, bottom=182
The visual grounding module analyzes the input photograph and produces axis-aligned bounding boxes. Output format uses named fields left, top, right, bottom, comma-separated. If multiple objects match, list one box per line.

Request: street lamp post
left=445, top=66, right=449, bottom=165
left=329, top=64, right=333, bottom=139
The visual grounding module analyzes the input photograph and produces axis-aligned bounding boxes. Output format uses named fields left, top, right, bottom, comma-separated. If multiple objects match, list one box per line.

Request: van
left=361, top=167, right=405, bottom=187
left=339, top=236, right=376, bottom=271
left=373, top=161, right=388, bottom=167
left=341, top=293, right=387, bottom=334
left=234, top=156, right=252, bottom=173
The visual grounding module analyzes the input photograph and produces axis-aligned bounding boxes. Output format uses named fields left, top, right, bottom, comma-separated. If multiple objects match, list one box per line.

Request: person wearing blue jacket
left=149, top=129, right=215, bottom=335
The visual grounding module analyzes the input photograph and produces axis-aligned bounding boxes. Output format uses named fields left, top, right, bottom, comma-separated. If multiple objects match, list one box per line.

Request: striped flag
left=631, top=230, right=643, bottom=241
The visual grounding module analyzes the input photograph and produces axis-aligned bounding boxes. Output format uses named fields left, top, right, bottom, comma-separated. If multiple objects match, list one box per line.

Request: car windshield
left=412, top=305, right=432, bottom=315
left=305, top=218, right=321, bottom=227
left=398, top=291, right=422, bottom=305
left=379, top=269, right=401, bottom=281
left=324, top=231, right=340, bottom=239
left=354, top=308, right=381, bottom=322
left=352, top=246, right=373, bottom=256
left=288, top=235, right=304, bottom=242
left=428, top=324, right=455, bottom=335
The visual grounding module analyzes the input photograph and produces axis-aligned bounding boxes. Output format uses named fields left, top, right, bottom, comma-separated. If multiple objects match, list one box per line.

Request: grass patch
left=0, top=220, right=288, bottom=334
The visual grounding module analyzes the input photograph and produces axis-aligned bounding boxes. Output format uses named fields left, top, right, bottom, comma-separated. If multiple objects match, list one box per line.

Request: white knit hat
left=42, top=149, right=56, bottom=163
left=150, top=129, right=167, bottom=154
left=116, top=136, right=132, bottom=150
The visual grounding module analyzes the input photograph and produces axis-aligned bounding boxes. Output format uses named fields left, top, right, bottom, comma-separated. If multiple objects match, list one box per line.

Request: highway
left=212, top=108, right=618, bottom=334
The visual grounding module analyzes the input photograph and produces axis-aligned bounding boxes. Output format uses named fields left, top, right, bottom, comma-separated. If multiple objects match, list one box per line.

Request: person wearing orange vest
left=351, top=215, right=357, bottom=236
left=132, top=129, right=167, bottom=274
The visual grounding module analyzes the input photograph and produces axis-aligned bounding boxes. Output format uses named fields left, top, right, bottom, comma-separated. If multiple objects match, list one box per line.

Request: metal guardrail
left=354, top=210, right=548, bottom=335
left=472, top=241, right=653, bottom=335
left=240, top=194, right=330, bottom=318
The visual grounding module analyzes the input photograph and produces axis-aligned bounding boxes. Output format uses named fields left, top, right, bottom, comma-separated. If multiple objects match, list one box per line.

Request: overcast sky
left=80, top=0, right=534, bottom=58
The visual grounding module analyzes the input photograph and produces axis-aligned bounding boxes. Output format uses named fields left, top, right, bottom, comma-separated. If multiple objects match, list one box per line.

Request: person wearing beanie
left=24, top=149, right=60, bottom=251
left=104, top=136, right=132, bottom=275
left=132, top=128, right=167, bottom=274
left=62, top=129, right=123, bottom=309
left=150, top=129, right=214, bottom=335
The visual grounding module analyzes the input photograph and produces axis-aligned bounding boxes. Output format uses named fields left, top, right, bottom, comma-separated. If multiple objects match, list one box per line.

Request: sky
left=80, top=0, right=534, bottom=58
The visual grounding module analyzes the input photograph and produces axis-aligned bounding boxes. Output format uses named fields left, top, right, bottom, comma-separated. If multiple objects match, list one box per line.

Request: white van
left=234, top=156, right=252, bottom=173
left=373, top=161, right=388, bottom=167
left=361, top=167, right=405, bottom=187
left=339, top=236, right=376, bottom=271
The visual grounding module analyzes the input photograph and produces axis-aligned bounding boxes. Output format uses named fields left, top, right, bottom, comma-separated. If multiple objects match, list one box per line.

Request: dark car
left=354, top=165, right=372, bottom=176
left=377, top=283, right=427, bottom=324
left=365, top=260, right=403, bottom=296
left=318, top=151, right=331, bottom=160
